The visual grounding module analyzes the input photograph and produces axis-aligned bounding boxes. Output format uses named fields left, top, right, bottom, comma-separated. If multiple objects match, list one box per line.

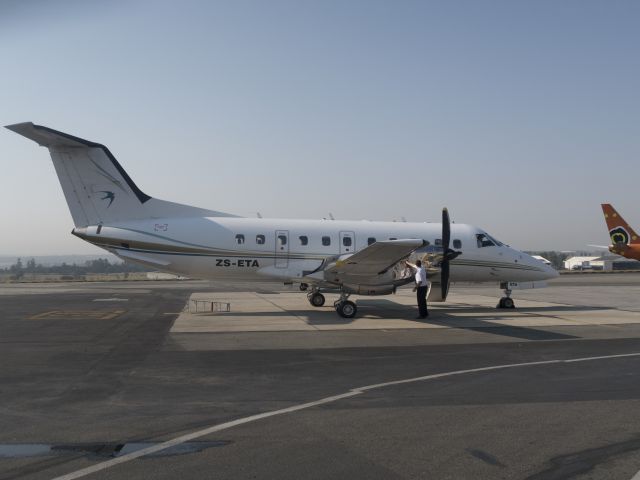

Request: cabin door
left=275, top=230, right=289, bottom=268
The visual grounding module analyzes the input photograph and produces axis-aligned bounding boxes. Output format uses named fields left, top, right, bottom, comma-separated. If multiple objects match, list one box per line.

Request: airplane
left=599, top=204, right=640, bottom=260
left=6, top=122, right=558, bottom=317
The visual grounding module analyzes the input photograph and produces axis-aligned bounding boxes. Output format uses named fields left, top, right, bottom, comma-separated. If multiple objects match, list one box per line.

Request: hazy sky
left=1, top=0, right=639, bottom=255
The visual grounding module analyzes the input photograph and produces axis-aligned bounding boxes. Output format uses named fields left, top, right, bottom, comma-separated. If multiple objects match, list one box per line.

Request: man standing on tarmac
left=405, top=259, right=429, bottom=318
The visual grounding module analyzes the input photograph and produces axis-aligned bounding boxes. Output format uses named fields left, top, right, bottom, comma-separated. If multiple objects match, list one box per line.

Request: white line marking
left=565, top=352, right=640, bottom=363
left=52, top=352, right=640, bottom=480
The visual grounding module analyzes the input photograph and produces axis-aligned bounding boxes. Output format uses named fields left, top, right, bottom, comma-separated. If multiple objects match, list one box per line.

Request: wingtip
left=5, top=122, right=35, bottom=132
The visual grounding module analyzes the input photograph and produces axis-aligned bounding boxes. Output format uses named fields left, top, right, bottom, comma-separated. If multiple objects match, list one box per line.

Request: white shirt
left=413, top=266, right=428, bottom=287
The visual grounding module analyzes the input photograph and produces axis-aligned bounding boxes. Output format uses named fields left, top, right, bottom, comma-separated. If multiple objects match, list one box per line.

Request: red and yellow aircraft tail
left=602, top=204, right=639, bottom=245
left=601, top=204, right=640, bottom=260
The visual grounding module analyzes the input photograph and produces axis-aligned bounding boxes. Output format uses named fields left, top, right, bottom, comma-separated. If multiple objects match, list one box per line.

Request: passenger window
left=435, top=238, right=442, bottom=246
left=235, top=234, right=245, bottom=245
left=343, top=236, right=352, bottom=247
left=299, top=235, right=308, bottom=246
left=322, top=236, right=331, bottom=246
left=476, top=233, right=495, bottom=248
left=368, top=237, right=376, bottom=245
left=453, top=239, right=462, bottom=249
left=256, top=234, right=265, bottom=245
left=278, top=235, right=287, bottom=246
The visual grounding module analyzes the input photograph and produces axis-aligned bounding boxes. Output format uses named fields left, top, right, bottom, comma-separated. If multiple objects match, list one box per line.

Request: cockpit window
left=476, top=233, right=496, bottom=248
left=487, top=234, right=503, bottom=246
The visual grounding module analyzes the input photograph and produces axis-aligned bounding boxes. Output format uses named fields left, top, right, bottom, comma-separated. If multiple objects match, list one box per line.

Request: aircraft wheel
left=299, top=283, right=308, bottom=291
left=309, top=292, right=325, bottom=307
left=337, top=300, right=357, bottom=318
left=498, top=297, right=515, bottom=309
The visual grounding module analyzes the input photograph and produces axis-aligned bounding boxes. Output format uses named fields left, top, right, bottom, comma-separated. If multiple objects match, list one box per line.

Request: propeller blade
left=444, top=249, right=462, bottom=262
left=442, top=207, right=451, bottom=252
left=441, top=259, right=450, bottom=300
left=440, top=207, right=453, bottom=300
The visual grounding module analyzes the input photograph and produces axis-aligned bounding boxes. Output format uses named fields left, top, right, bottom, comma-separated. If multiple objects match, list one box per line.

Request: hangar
left=564, top=254, right=640, bottom=271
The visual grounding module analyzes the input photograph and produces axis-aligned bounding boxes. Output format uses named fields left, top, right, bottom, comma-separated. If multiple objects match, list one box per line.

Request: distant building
left=564, top=254, right=640, bottom=271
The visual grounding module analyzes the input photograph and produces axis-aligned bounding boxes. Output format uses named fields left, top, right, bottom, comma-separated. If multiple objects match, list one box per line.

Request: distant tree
left=10, top=258, right=24, bottom=279
left=26, top=258, right=36, bottom=273
left=1, top=257, right=148, bottom=276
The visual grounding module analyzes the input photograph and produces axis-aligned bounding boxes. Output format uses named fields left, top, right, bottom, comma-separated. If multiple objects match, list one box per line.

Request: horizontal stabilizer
left=6, top=122, right=98, bottom=148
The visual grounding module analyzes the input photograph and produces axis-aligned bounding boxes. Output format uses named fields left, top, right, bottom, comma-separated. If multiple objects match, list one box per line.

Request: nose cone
left=524, top=253, right=559, bottom=280
left=543, top=262, right=560, bottom=280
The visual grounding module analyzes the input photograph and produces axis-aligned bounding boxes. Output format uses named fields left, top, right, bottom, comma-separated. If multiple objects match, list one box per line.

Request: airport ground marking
left=52, top=351, right=640, bottom=480
left=27, top=310, right=126, bottom=320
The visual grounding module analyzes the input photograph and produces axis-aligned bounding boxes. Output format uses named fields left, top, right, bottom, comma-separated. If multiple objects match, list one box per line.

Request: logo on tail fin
left=99, top=191, right=115, bottom=207
left=610, top=227, right=629, bottom=245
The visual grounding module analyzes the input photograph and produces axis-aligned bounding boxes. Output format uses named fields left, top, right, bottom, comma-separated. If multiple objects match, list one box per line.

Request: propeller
left=440, top=207, right=462, bottom=300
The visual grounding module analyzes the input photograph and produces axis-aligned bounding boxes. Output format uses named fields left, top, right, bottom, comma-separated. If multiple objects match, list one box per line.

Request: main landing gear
left=307, top=290, right=326, bottom=307
left=497, top=286, right=515, bottom=309
left=334, top=292, right=357, bottom=319
left=307, top=289, right=358, bottom=318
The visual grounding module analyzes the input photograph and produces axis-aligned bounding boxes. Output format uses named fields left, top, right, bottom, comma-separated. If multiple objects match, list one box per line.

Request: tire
left=299, top=283, right=308, bottom=291
left=309, top=292, right=325, bottom=307
left=503, top=297, right=515, bottom=309
left=337, top=300, right=357, bottom=318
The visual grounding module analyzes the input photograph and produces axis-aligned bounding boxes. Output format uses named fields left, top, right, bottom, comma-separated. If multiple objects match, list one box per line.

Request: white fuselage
left=8, top=121, right=559, bottom=311
left=73, top=216, right=558, bottom=286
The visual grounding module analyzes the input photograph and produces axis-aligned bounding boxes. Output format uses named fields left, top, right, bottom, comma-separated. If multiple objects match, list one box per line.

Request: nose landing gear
left=497, top=285, right=515, bottom=309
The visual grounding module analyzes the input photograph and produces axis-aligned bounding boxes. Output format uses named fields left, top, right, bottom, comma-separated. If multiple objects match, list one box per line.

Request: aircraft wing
left=325, top=239, right=426, bottom=278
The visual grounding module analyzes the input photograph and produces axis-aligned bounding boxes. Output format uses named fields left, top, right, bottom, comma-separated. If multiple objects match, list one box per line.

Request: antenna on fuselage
left=329, top=213, right=335, bottom=220
left=256, top=212, right=262, bottom=218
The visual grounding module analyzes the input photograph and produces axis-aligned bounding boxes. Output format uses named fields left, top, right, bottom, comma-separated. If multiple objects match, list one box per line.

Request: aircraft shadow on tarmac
left=190, top=298, right=598, bottom=340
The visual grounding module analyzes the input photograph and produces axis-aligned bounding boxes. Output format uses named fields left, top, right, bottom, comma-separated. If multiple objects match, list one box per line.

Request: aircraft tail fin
left=601, top=204, right=639, bottom=245
left=6, top=122, right=236, bottom=227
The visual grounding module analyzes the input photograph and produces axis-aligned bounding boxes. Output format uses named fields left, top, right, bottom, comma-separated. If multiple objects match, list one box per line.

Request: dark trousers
left=416, top=285, right=428, bottom=317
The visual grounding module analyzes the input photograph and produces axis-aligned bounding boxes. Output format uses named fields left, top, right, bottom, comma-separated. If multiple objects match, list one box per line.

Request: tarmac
left=1, top=274, right=640, bottom=479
